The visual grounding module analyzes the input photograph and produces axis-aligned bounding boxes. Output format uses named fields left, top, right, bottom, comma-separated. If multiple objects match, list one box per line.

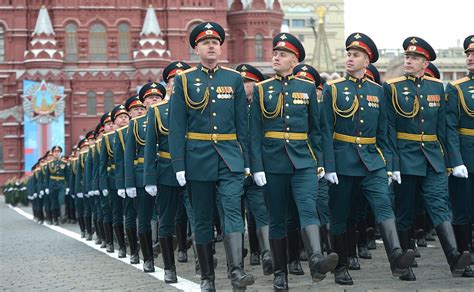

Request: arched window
left=0, top=25, right=5, bottom=62
left=65, top=23, right=78, bottom=61
left=86, top=91, right=97, bottom=115
left=255, top=34, right=263, bottom=62
left=188, top=23, right=200, bottom=62
left=118, top=23, right=130, bottom=61
left=104, top=90, right=114, bottom=112
left=89, top=23, right=107, bottom=61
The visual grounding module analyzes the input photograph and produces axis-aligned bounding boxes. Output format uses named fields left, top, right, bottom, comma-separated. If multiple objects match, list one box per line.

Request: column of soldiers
left=17, top=22, right=474, bottom=291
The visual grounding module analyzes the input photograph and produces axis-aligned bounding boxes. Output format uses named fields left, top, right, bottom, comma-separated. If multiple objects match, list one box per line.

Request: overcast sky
left=344, top=0, right=472, bottom=49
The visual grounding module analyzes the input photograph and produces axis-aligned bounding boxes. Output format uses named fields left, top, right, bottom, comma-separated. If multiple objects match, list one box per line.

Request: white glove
left=84, top=192, right=90, bottom=198
left=126, top=187, right=137, bottom=198
left=117, top=189, right=126, bottom=198
left=317, top=169, right=326, bottom=180
left=388, top=176, right=393, bottom=186
left=33, top=193, right=38, bottom=198
left=77, top=192, right=84, bottom=198
left=253, top=172, right=267, bottom=187
left=324, top=172, right=339, bottom=184
left=40, top=190, right=44, bottom=196
left=88, top=191, right=94, bottom=197
left=392, top=171, right=402, bottom=184
left=102, top=189, right=109, bottom=196
left=452, top=165, right=469, bottom=178
left=145, top=185, right=158, bottom=197
left=176, top=171, right=186, bottom=187
left=66, top=188, right=70, bottom=195
left=71, top=194, right=75, bottom=198
left=94, top=190, right=100, bottom=196
left=45, top=188, right=50, bottom=194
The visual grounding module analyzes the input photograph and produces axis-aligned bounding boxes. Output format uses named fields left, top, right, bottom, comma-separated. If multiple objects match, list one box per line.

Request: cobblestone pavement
left=1, top=199, right=473, bottom=291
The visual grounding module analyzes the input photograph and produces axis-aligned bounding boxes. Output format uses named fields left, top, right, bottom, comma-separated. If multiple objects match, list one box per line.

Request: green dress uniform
left=445, top=35, right=474, bottom=277
left=75, top=141, right=90, bottom=239
left=45, top=155, right=67, bottom=225
left=66, top=156, right=77, bottom=223
left=40, top=162, right=52, bottom=223
left=386, top=36, right=471, bottom=279
left=169, top=21, right=253, bottom=291
left=33, top=167, right=45, bottom=223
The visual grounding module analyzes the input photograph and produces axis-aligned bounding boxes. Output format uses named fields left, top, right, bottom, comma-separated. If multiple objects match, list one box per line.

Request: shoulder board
left=150, top=103, right=159, bottom=109
left=178, top=67, right=197, bottom=75
left=103, top=131, right=114, bottom=137
left=117, top=125, right=128, bottom=132
left=326, top=77, right=345, bottom=85
left=386, top=76, right=407, bottom=84
left=256, top=77, right=275, bottom=86
left=294, top=77, right=314, bottom=84
left=367, top=79, right=382, bottom=88
left=131, top=114, right=147, bottom=121
left=424, top=76, right=443, bottom=83
left=220, top=66, right=240, bottom=74
left=80, top=150, right=88, bottom=155
left=157, top=101, right=169, bottom=108
left=451, top=76, right=470, bottom=86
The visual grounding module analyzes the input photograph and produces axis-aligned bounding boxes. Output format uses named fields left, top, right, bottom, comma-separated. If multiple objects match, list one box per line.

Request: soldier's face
left=272, top=50, right=297, bottom=75
left=243, top=80, right=255, bottom=104
left=104, top=121, right=115, bottom=133
left=404, top=54, right=428, bottom=76
left=88, top=138, right=96, bottom=146
left=144, top=94, right=160, bottom=108
left=52, top=149, right=61, bottom=158
left=166, top=78, right=175, bottom=95
left=346, top=49, right=369, bottom=74
left=466, top=51, right=474, bottom=72
left=114, top=113, right=130, bottom=128
left=130, top=107, right=146, bottom=118
left=195, top=38, right=222, bottom=62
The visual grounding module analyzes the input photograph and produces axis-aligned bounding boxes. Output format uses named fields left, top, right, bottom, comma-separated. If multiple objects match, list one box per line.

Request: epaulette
left=79, top=150, right=89, bottom=155
left=451, top=76, right=470, bottom=86
left=131, top=114, right=147, bottom=121
left=96, top=138, right=102, bottom=143
left=103, top=131, right=114, bottom=137
left=221, top=66, right=240, bottom=74
left=367, top=79, right=382, bottom=88
left=256, top=77, right=275, bottom=86
left=294, top=76, right=315, bottom=84
left=424, top=76, right=443, bottom=83
left=117, top=125, right=128, bottom=132
left=178, top=67, right=197, bottom=75
left=386, top=76, right=407, bottom=84
left=326, top=77, right=345, bottom=85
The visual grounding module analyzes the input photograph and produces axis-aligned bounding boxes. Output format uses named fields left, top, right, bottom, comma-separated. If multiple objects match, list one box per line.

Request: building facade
left=0, top=0, right=283, bottom=183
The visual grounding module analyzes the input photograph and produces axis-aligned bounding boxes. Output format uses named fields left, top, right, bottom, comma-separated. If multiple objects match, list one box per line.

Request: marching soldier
left=40, top=151, right=52, bottom=224
left=85, top=130, right=101, bottom=244
left=99, top=112, right=119, bottom=252
left=445, top=35, right=474, bottom=277
left=236, top=63, right=273, bottom=276
left=66, top=148, right=78, bottom=224
left=124, top=82, right=163, bottom=272
left=385, top=36, right=471, bottom=280
left=322, top=33, right=415, bottom=285
left=75, top=138, right=90, bottom=238
left=83, top=131, right=96, bottom=240
left=45, top=145, right=67, bottom=225
left=169, top=22, right=254, bottom=291
left=250, top=32, right=337, bottom=289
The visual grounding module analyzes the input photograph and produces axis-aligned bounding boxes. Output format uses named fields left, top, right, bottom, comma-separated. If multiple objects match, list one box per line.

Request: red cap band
left=274, top=41, right=300, bottom=59
left=241, top=71, right=261, bottom=82
left=296, top=71, right=315, bottom=82
left=348, top=41, right=373, bottom=60
left=406, top=45, right=430, bottom=59
left=196, top=30, right=221, bottom=44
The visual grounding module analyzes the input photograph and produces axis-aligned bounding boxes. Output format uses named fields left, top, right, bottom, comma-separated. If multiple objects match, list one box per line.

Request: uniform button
left=421, top=142, right=425, bottom=147
left=210, top=75, right=213, bottom=79
left=358, top=85, right=362, bottom=88
left=358, top=144, right=362, bottom=147
left=421, top=119, right=425, bottom=123
left=421, top=106, right=424, bottom=110
left=421, top=131, right=425, bottom=134
left=213, top=126, right=217, bottom=130
left=285, top=92, right=289, bottom=96
left=284, top=82, right=288, bottom=86
left=285, top=103, right=289, bottom=107
left=417, top=84, right=420, bottom=87
left=420, top=95, right=423, bottom=98
left=212, top=112, right=216, bottom=116
left=286, top=127, right=290, bottom=131
left=286, top=115, right=290, bottom=119
left=360, top=95, right=363, bottom=98
left=359, top=132, right=363, bottom=135
left=286, top=140, right=289, bottom=143
left=211, top=86, right=215, bottom=90
left=212, top=99, right=216, bottom=103
left=361, top=107, right=364, bottom=111
left=360, top=120, right=364, bottom=123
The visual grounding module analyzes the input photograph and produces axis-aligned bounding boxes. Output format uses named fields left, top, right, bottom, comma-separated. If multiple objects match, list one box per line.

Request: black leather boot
left=126, top=228, right=140, bottom=264
left=114, top=224, right=127, bottom=258
left=78, top=217, right=86, bottom=238
left=176, top=223, right=188, bottom=263
left=196, top=243, right=216, bottom=292
left=256, top=225, right=273, bottom=275
left=160, top=236, right=178, bottom=283
left=104, top=222, right=115, bottom=253
left=94, top=219, right=102, bottom=245
left=139, top=232, right=154, bottom=273
left=301, top=225, right=338, bottom=282
left=437, top=221, right=471, bottom=276
left=320, top=224, right=333, bottom=254
left=223, top=232, right=255, bottom=289
left=453, top=224, right=474, bottom=277
left=99, top=221, right=107, bottom=248
left=396, top=228, right=416, bottom=281
left=357, top=220, right=372, bottom=259
left=270, top=237, right=288, bottom=291
left=333, top=233, right=353, bottom=285
left=85, top=216, right=93, bottom=241
left=287, top=229, right=304, bottom=275
left=347, top=225, right=360, bottom=270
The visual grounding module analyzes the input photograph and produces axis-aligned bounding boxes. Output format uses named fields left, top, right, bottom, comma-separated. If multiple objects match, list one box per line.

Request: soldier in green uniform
left=83, top=131, right=96, bottom=239
left=66, top=148, right=78, bottom=224
left=250, top=32, right=338, bottom=289
left=45, top=145, right=67, bottom=225
left=322, top=33, right=415, bottom=285
left=40, top=151, right=53, bottom=224
left=75, top=138, right=90, bottom=238
left=124, top=82, right=162, bottom=272
left=385, top=36, right=471, bottom=280
left=84, top=130, right=102, bottom=244
left=169, top=22, right=254, bottom=291
left=445, top=35, right=474, bottom=277
left=293, top=63, right=333, bottom=259
left=236, top=63, right=273, bottom=276
left=116, top=95, right=146, bottom=264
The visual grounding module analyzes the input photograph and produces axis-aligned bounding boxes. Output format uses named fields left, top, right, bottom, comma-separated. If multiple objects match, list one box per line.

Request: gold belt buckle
left=211, top=133, right=218, bottom=142
left=420, top=134, right=425, bottom=142
left=284, top=132, right=290, bottom=140
left=355, top=137, right=361, bottom=144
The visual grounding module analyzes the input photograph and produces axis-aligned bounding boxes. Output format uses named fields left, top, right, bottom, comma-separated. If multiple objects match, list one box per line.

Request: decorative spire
left=311, top=6, right=335, bottom=73
left=33, top=5, right=55, bottom=36
left=140, top=4, right=161, bottom=36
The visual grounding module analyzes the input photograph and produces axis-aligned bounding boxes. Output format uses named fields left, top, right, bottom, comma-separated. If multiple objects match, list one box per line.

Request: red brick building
left=0, top=0, right=283, bottom=183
